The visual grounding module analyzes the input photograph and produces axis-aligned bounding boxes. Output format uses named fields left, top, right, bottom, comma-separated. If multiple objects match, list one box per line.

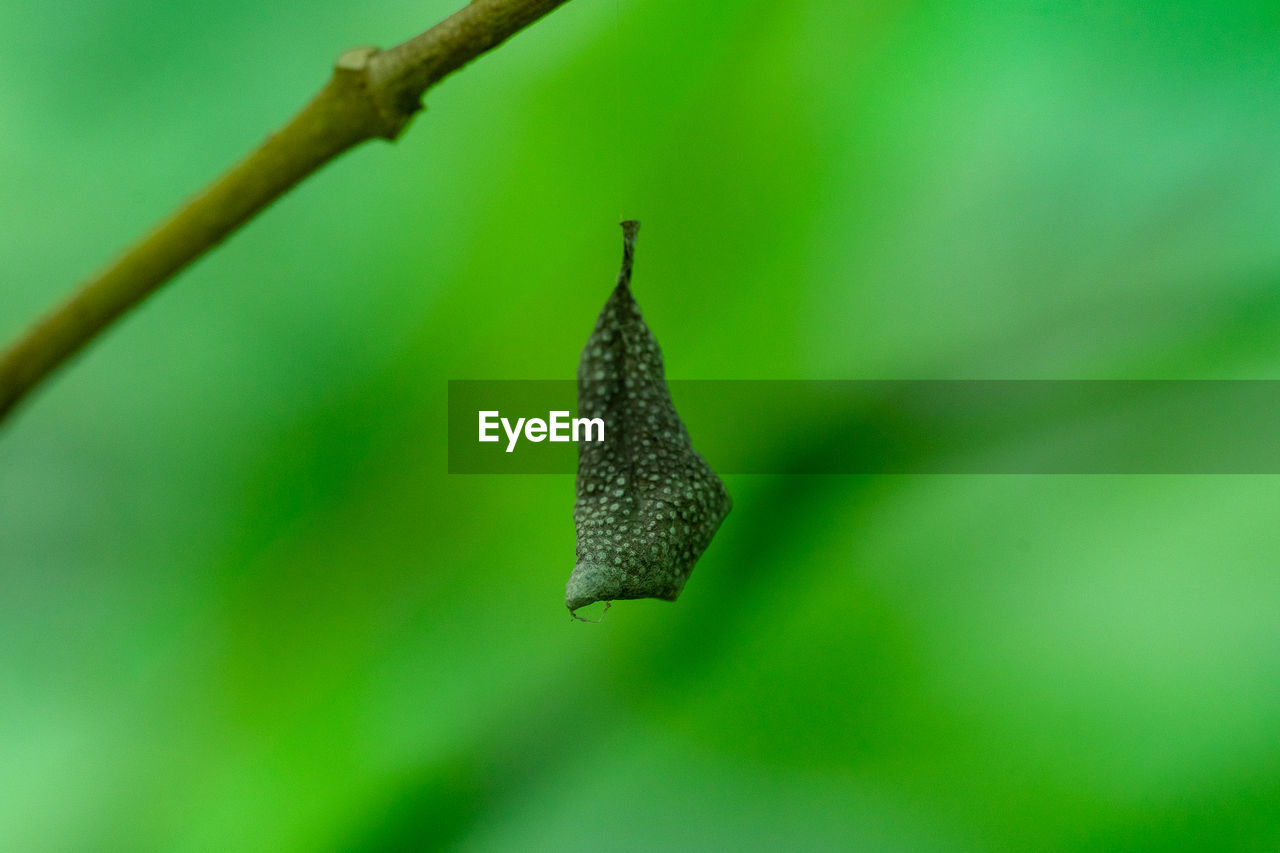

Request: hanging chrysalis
left=566, top=221, right=731, bottom=618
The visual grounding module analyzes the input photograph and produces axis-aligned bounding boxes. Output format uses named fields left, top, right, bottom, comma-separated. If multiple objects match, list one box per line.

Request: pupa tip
left=616, top=221, right=641, bottom=288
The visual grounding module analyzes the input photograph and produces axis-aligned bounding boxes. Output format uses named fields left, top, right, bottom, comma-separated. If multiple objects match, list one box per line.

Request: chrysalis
left=566, top=221, right=731, bottom=618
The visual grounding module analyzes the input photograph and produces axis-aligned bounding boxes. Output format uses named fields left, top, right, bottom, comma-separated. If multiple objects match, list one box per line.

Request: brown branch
left=0, top=0, right=573, bottom=426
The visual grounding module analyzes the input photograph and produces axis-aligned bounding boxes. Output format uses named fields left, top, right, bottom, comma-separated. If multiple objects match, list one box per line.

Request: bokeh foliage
left=3, top=0, right=1280, bottom=849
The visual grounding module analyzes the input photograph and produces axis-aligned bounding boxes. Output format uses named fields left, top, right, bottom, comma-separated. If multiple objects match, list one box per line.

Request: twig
left=0, top=0, right=574, bottom=426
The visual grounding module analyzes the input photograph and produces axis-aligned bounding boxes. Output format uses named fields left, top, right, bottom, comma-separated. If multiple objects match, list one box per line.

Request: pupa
left=565, top=221, right=731, bottom=618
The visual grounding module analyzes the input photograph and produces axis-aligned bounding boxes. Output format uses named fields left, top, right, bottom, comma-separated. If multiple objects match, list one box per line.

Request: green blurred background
left=4, top=0, right=1280, bottom=849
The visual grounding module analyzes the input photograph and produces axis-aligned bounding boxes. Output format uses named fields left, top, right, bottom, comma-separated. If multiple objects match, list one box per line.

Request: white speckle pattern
left=565, top=221, right=732, bottom=614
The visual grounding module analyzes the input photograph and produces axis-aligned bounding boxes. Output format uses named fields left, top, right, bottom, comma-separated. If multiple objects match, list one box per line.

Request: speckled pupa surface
left=565, top=221, right=731, bottom=617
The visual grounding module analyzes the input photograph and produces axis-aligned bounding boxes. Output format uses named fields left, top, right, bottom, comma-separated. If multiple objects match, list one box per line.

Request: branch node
left=332, top=45, right=418, bottom=141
